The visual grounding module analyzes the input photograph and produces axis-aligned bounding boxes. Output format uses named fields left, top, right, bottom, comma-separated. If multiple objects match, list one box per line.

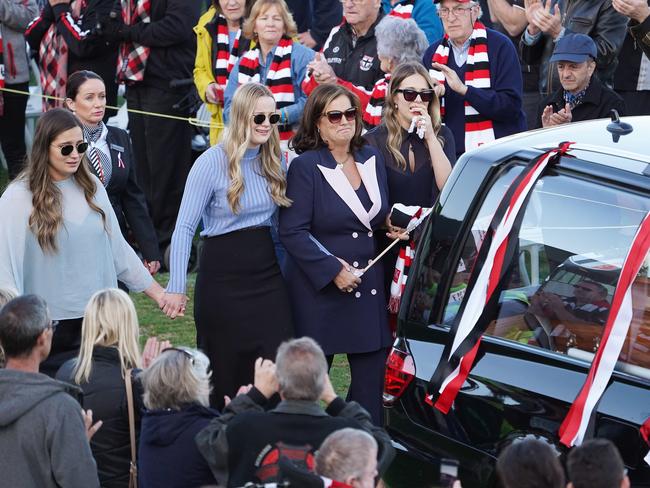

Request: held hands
left=82, top=409, right=103, bottom=441
left=160, top=292, right=188, bottom=319
left=431, top=63, right=467, bottom=96
left=541, top=103, right=572, bottom=127
left=612, top=0, right=650, bottom=22
left=334, top=257, right=362, bottom=293
left=254, top=357, right=279, bottom=399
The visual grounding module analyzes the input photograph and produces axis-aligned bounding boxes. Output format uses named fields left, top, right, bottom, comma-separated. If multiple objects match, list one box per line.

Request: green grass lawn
left=133, top=272, right=352, bottom=397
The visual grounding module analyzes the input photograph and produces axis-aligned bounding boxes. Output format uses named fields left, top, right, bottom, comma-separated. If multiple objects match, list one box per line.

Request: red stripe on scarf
left=434, top=339, right=482, bottom=413
left=214, top=14, right=241, bottom=89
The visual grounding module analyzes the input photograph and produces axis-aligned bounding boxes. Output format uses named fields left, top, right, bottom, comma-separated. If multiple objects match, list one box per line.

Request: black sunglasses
left=52, top=142, right=89, bottom=156
left=162, top=347, right=196, bottom=365
left=252, top=113, right=281, bottom=125
left=396, top=88, right=436, bottom=103
left=322, top=107, right=357, bottom=124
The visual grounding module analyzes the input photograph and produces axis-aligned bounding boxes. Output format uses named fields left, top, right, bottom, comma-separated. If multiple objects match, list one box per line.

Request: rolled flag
left=389, top=204, right=431, bottom=313
left=425, top=143, right=573, bottom=413
left=558, top=211, right=650, bottom=447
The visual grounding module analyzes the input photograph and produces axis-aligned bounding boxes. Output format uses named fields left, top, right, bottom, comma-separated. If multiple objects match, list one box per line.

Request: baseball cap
left=549, top=33, right=597, bottom=63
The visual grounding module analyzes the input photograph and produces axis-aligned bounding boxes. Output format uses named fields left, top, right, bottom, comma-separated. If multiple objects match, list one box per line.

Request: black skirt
left=194, top=226, right=294, bottom=408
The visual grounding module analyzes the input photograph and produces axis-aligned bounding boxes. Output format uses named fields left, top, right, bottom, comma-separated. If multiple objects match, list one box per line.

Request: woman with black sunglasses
left=162, top=83, right=293, bottom=408
left=365, top=62, right=454, bottom=311
left=0, top=108, right=166, bottom=376
left=279, top=84, right=391, bottom=424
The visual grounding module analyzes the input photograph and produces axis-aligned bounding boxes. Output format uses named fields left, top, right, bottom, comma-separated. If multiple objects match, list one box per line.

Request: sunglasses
left=396, top=88, right=436, bottom=103
left=51, top=142, right=89, bottom=156
left=322, top=107, right=357, bottom=124
left=162, top=347, right=196, bottom=365
left=252, top=113, right=281, bottom=125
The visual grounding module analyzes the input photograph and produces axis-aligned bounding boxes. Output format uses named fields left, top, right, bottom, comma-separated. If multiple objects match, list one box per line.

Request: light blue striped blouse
left=167, top=144, right=280, bottom=293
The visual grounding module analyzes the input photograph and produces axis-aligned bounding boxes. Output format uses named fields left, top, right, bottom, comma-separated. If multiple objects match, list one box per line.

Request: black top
left=364, top=124, right=456, bottom=207
left=56, top=346, right=144, bottom=488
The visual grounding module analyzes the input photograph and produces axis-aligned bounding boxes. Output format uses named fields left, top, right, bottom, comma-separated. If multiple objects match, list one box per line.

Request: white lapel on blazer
left=316, top=155, right=380, bottom=231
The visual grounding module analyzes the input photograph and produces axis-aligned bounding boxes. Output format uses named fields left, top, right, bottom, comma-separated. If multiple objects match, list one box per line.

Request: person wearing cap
left=422, top=0, right=526, bottom=157
left=536, top=33, right=625, bottom=128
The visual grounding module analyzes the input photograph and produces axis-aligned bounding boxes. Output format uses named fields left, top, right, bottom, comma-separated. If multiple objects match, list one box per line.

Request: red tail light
left=383, top=345, right=415, bottom=406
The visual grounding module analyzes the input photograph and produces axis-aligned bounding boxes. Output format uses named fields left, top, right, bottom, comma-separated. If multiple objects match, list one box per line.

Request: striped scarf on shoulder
left=214, top=13, right=241, bottom=90
left=388, top=0, right=415, bottom=18
left=430, top=21, right=495, bottom=151
left=363, top=74, right=390, bottom=128
left=238, top=36, right=295, bottom=141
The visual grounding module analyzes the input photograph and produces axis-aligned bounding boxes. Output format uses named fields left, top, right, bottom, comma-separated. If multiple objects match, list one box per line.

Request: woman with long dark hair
left=162, top=83, right=294, bottom=408
left=0, top=108, right=165, bottom=376
left=65, top=70, right=161, bottom=279
left=279, top=84, right=391, bottom=424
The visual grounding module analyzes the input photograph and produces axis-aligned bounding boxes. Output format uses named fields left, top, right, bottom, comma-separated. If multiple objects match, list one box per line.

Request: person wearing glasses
left=163, top=83, right=294, bottom=409
left=138, top=347, right=219, bottom=488
left=279, top=84, right=391, bottom=424
left=64, top=71, right=162, bottom=283
left=422, top=0, right=526, bottom=157
left=0, top=109, right=166, bottom=377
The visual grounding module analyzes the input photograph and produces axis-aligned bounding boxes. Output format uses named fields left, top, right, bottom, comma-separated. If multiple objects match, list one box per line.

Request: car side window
left=441, top=170, right=650, bottom=373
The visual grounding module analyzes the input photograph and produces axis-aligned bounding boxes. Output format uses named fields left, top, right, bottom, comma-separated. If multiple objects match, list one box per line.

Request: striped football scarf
left=238, top=36, right=295, bottom=141
left=214, top=14, right=241, bottom=91
left=425, top=142, right=573, bottom=413
left=388, top=0, right=415, bottom=18
left=117, top=0, right=151, bottom=83
left=363, top=74, right=390, bottom=128
left=430, top=21, right=495, bottom=151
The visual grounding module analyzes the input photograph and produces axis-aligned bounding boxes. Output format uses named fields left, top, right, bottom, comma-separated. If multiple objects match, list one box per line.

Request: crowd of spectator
left=1, top=0, right=650, bottom=485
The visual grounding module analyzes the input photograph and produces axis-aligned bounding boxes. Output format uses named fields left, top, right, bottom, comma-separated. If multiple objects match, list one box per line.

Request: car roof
left=463, top=116, right=650, bottom=173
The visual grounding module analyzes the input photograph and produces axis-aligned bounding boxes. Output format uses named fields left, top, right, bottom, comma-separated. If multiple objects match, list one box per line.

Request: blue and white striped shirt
left=167, top=144, right=280, bottom=293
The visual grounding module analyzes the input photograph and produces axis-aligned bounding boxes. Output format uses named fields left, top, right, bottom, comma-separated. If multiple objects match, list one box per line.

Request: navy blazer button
left=371, top=289, right=377, bottom=295
left=368, top=231, right=373, bottom=237
left=353, top=261, right=359, bottom=267
left=355, top=291, right=361, bottom=298
left=352, top=232, right=358, bottom=238
left=368, top=259, right=373, bottom=265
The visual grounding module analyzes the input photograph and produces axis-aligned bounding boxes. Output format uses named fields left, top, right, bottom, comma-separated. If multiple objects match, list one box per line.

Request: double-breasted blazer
left=279, top=145, right=392, bottom=355
left=91, top=126, right=161, bottom=262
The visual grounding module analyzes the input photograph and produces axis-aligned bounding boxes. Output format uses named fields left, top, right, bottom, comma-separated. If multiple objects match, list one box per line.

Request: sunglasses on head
left=52, top=142, right=89, bottom=156
left=162, top=347, right=196, bottom=365
left=322, top=107, right=357, bottom=124
left=252, top=113, right=281, bottom=125
left=396, top=88, right=436, bottom=103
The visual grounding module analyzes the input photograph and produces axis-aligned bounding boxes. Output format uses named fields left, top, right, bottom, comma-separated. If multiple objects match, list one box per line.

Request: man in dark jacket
left=103, top=0, right=201, bottom=253
left=0, top=295, right=101, bottom=488
left=536, top=34, right=625, bottom=128
left=520, top=0, right=628, bottom=96
left=196, top=337, right=395, bottom=488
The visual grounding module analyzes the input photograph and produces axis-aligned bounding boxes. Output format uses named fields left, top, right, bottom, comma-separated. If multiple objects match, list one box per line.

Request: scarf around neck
left=238, top=36, right=295, bottom=141
left=388, top=0, right=415, bottom=18
left=214, top=13, right=242, bottom=90
left=430, top=21, right=495, bottom=151
left=363, top=74, right=391, bottom=128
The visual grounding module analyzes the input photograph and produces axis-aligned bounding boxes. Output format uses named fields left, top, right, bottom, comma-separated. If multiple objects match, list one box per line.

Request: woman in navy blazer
left=280, top=84, right=391, bottom=423
left=65, top=71, right=161, bottom=275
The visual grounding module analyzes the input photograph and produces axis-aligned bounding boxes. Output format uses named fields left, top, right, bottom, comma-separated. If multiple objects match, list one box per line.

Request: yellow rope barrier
left=0, top=86, right=225, bottom=129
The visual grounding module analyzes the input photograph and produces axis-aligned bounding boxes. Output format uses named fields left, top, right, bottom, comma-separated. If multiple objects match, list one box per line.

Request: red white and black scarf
left=425, top=143, right=572, bottom=413
left=0, top=29, right=5, bottom=116
left=558, top=211, right=650, bottom=447
left=213, top=13, right=241, bottom=91
left=363, top=74, right=390, bottom=128
left=116, top=0, right=151, bottom=83
left=388, top=204, right=430, bottom=313
left=430, top=21, right=495, bottom=151
left=238, top=36, right=295, bottom=141
left=388, top=0, right=415, bottom=18
left=641, top=418, right=650, bottom=466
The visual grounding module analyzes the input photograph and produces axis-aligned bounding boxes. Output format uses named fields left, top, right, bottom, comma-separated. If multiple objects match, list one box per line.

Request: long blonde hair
left=221, top=83, right=291, bottom=213
left=24, top=108, right=106, bottom=253
left=73, top=288, right=142, bottom=384
left=384, top=62, right=444, bottom=171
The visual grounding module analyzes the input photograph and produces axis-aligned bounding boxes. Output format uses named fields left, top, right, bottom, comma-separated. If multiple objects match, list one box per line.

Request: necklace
left=335, top=153, right=352, bottom=166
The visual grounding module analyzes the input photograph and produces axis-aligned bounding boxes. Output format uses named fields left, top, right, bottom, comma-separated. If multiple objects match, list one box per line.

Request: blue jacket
left=381, top=0, right=443, bottom=44
left=223, top=42, right=315, bottom=124
left=423, top=28, right=527, bottom=156
left=138, top=404, right=219, bottom=488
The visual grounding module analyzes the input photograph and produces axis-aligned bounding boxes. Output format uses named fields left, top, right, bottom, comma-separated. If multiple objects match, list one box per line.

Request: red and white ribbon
left=559, top=212, right=650, bottom=447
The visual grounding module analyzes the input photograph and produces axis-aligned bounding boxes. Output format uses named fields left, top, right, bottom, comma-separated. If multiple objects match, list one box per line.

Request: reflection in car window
left=440, top=170, right=650, bottom=374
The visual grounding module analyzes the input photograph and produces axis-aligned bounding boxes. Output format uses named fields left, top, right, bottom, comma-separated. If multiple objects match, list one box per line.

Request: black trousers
left=0, top=82, right=28, bottom=179
left=126, top=84, right=192, bottom=250
left=327, top=348, right=389, bottom=425
left=40, top=317, right=83, bottom=377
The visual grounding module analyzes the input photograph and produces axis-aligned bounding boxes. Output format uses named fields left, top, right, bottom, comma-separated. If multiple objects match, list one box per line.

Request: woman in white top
left=0, top=108, right=165, bottom=376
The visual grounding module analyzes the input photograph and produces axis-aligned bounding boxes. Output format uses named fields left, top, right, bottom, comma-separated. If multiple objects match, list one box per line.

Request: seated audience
left=567, top=439, right=630, bottom=488
left=496, top=438, right=565, bottom=488
left=0, top=295, right=101, bottom=488
left=138, top=347, right=219, bottom=488
left=423, top=0, right=526, bottom=157
left=537, top=34, right=626, bottom=129
left=56, top=288, right=168, bottom=488
left=223, top=0, right=315, bottom=144
left=196, top=337, right=395, bottom=487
